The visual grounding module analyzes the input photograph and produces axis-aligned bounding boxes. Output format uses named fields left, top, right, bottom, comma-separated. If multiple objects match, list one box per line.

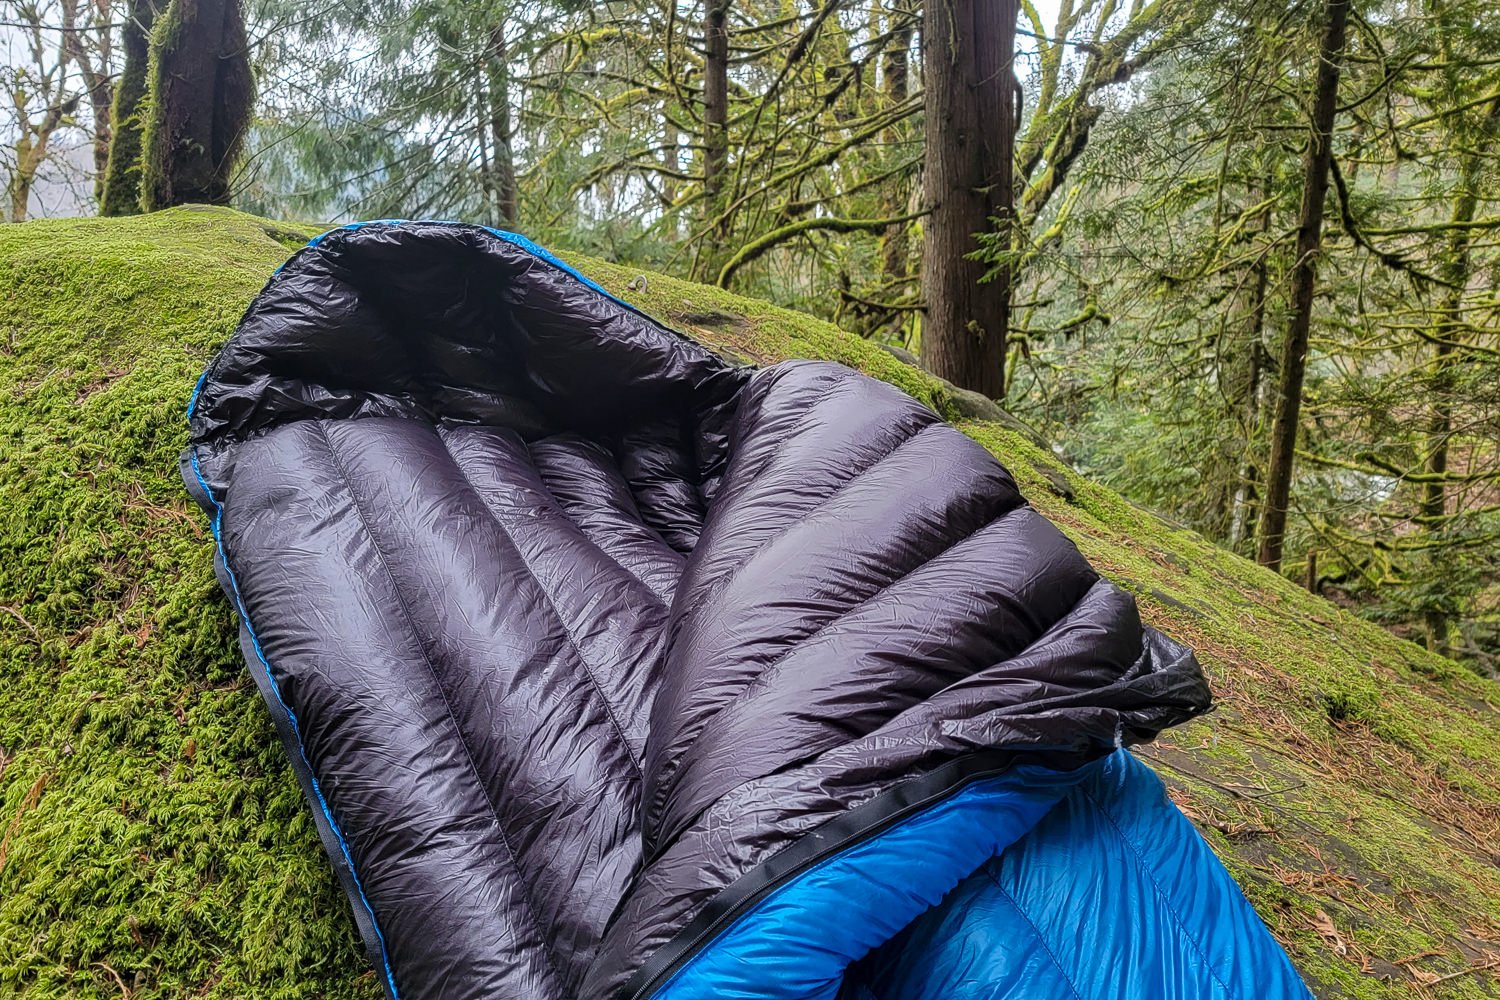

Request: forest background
left=3, top=0, right=1497, bottom=673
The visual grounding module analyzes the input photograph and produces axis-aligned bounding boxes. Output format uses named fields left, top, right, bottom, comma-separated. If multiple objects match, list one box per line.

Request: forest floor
left=1, top=207, right=1497, bottom=999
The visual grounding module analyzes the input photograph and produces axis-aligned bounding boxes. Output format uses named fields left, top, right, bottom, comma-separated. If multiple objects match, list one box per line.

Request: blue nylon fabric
left=652, top=762, right=1101, bottom=1000
left=849, top=751, right=1315, bottom=1000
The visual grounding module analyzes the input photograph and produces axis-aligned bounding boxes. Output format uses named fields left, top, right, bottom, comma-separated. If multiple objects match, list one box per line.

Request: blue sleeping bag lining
left=656, top=751, right=1312, bottom=1000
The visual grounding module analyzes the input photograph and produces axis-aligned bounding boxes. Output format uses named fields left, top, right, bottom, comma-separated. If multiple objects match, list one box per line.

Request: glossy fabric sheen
left=653, top=762, right=1099, bottom=1000
left=183, top=222, right=1251, bottom=999
left=843, top=751, right=1314, bottom=1000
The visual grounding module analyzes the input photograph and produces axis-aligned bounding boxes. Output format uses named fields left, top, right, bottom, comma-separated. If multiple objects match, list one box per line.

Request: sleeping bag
left=182, top=221, right=1314, bottom=1000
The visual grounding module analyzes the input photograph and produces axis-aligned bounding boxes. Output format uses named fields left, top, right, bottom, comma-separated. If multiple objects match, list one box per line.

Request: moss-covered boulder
left=1, top=207, right=1497, bottom=999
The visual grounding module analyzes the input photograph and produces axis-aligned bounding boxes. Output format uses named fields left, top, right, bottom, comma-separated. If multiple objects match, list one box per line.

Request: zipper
left=622, top=745, right=1080, bottom=1000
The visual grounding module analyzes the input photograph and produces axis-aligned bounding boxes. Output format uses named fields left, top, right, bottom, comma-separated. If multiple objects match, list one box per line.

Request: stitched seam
left=671, top=397, right=936, bottom=632
left=675, top=402, right=931, bottom=627
left=542, top=500, right=674, bottom=613
left=528, top=476, right=673, bottom=615
left=982, top=867, right=1088, bottom=1000
left=718, top=366, right=854, bottom=503
left=649, top=501, right=1021, bottom=849
left=707, top=502, right=1023, bottom=727
left=566, top=526, right=673, bottom=613
left=317, top=421, right=569, bottom=991
left=673, top=364, right=843, bottom=535
left=498, top=435, right=681, bottom=611
left=1079, top=783, right=1237, bottom=999
left=443, top=432, right=649, bottom=782
left=539, top=485, right=676, bottom=608
left=646, top=419, right=969, bottom=842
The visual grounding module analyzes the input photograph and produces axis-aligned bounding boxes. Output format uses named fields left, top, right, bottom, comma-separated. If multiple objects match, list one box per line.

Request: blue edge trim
left=188, top=220, right=618, bottom=999
left=186, top=221, right=591, bottom=999
left=187, top=221, right=1304, bottom=1000
left=186, top=448, right=402, bottom=999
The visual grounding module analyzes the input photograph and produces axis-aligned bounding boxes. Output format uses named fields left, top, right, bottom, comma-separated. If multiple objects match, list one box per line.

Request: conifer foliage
left=1, top=0, right=1495, bottom=666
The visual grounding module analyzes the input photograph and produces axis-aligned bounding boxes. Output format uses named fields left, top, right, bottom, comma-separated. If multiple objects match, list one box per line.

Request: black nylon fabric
left=183, top=222, right=1213, bottom=1000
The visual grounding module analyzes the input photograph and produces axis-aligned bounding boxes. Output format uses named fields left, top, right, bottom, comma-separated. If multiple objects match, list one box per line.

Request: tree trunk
left=100, top=0, right=156, bottom=216
left=660, top=114, right=682, bottom=238
left=1256, top=0, right=1349, bottom=570
left=9, top=137, right=40, bottom=222
left=1227, top=336, right=1266, bottom=548
left=7, top=96, right=76, bottom=222
left=140, top=0, right=254, bottom=210
left=1421, top=335, right=1454, bottom=653
left=879, top=0, right=915, bottom=286
left=1419, top=90, right=1498, bottom=655
left=702, top=0, right=730, bottom=204
left=1229, top=177, right=1274, bottom=552
left=919, top=0, right=1017, bottom=399
left=487, top=27, right=518, bottom=228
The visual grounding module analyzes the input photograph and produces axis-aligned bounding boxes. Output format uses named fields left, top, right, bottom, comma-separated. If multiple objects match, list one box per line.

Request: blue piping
left=188, top=219, right=641, bottom=998
left=185, top=370, right=208, bottom=420
left=185, top=447, right=402, bottom=1000
left=278, top=220, right=635, bottom=311
left=184, top=221, right=701, bottom=998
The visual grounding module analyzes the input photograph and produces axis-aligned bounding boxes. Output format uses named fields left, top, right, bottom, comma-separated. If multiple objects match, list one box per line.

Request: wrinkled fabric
left=183, top=221, right=1250, bottom=1000
left=843, top=751, right=1314, bottom=1000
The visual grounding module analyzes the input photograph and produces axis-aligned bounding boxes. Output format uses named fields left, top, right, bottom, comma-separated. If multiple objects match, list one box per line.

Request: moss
left=1, top=209, right=1497, bottom=998
left=0, top=209, right=373, bottom=999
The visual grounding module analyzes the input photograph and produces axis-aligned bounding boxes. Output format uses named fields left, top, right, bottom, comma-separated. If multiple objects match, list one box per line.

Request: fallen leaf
left=1314, top=909, right=1348, bottom=956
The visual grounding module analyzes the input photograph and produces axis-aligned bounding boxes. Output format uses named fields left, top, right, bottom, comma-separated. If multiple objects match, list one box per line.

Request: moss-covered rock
left=1, top=208, right=1496, bottom=999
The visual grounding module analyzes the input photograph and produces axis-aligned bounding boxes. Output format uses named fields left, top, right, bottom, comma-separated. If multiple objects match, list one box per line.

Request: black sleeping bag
left=182, top=222, right=1314, bottom=1000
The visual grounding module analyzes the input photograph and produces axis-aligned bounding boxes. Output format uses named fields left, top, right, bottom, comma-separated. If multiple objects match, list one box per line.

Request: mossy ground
left=0, top=208, right=1495, bottom=999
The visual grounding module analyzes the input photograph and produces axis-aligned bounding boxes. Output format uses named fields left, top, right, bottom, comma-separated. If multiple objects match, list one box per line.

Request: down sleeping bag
left=182, top=221, right=1315, bottom=1000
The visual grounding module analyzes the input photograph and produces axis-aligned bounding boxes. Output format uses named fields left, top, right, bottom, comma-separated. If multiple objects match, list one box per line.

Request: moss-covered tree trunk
left=139, top=0, right=254, bottom=210
left=1256, top=0, right=1349, bottom=571
left=919, top=0, right=1017, bottom=399
left=1226, top=174, right=1274, bottom=552
left=99, top=0, right=157, bottom=216
left=1419, top=90, right=1499, bottom=654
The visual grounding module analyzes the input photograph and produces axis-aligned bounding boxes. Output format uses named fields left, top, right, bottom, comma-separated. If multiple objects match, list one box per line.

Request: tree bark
left=879, top=0, right=915, bottom=286
left=487, top=27, right=518, bottom=228
left=919, top=0, right=1017, bottom=399
left=100, top=0, right=156, bottom=216
left=1256, top=0, right=1350, bottom=570
left=1419, top=90, right=1499, bottom=654
left=140, top=0, right=254, bottom=210
left=702, top=0, right=730, bottom=204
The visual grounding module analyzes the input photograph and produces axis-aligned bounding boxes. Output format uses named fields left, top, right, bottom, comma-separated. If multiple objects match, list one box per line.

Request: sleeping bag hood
left=183, top=222, right=1312, bottom=1000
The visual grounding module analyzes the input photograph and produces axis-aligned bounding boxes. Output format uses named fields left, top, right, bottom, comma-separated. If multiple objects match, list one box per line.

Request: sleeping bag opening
left=182, top=221, right=1310, bottom=1000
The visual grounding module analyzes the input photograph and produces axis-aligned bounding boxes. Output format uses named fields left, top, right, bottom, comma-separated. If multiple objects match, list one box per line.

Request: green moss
left=1, top=209, right=1496, bottom=998
left=0, top=208, right=374, bottom=999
